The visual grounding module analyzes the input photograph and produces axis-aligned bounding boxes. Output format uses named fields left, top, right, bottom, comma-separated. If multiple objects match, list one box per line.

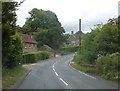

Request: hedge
left=23, top=51, right=50, bottom=63
left=59, top=46, right=79, bottom=55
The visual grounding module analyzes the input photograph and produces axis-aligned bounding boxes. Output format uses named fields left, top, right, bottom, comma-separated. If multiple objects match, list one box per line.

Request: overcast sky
left=15, top=0, right=119, bottom=34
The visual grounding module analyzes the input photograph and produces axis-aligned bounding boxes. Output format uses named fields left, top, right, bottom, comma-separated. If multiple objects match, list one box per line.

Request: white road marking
left=30, top=64, right=36, bottom=66
left=52, top=65, right=54, bottom=68
left=52, top=61, right=68, bottom=86
left=23, top=63, right=36, bottom=67
left=22, top=65, right=28, bottom=67
left=53, top=68, right=55, bottom=71
left=55, top=72, right=59, bottom=76
left=60, top=78, right=68, bottom=86
left=83, top=73, right=96, bottom=79
left=69, top=62, right=97, bottom=80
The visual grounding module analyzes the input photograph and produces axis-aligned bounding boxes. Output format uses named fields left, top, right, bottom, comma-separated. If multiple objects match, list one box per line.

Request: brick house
left=19, top=33, right=38, bottom=53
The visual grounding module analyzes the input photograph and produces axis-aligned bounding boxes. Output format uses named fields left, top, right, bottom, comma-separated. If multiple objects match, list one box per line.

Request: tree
left=94, top=18, right=119, bottom=55
left=22, top=8, right=65, bottom=49
left=76, top=17, right=119, bottom=64
left=2, top=1, right=23, bottom=68
left=33, top=28, right=49, bottom=48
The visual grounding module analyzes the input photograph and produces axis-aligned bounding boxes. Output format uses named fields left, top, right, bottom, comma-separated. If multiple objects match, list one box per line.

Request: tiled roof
left=40, top=45, right=56, bottom=53
left=19, top=33, right=37, bottom=44
left=67, top=34, right=77, bottom=42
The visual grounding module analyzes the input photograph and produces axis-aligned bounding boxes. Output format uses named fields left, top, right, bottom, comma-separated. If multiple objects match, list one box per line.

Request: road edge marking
left=69, top=61, right=97, bottom=80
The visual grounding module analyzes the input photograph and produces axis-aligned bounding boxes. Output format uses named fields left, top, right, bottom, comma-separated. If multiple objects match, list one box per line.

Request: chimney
left=79, top=19, right=81, bottom=32
left=71, top=31, right=74, bottom=35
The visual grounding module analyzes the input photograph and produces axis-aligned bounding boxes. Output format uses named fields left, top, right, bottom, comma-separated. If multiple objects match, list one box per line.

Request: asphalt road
left=18, top=53, right=118, bottom=89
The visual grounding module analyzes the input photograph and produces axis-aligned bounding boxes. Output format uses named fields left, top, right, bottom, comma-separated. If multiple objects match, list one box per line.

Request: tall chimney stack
left=79, top=19, right=81, bottom=32
left=71, top=31, right=74, bottom=35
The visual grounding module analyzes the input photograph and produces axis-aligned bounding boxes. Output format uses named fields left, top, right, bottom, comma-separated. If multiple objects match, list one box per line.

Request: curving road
left=18, top=54, right=118, bottom=89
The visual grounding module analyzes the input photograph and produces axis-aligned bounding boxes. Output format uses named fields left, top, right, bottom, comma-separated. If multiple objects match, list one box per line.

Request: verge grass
left=2, top=66, right=27, bottom=89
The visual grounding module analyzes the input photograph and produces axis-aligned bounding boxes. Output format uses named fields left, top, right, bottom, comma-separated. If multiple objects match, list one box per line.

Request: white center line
left=53, top=68, right=55, bottom=71
left=52, top=64, right=54, bottom=68
left=55, top=72, right=59, bottom=76
left=60, top=78, right=68, bottom=86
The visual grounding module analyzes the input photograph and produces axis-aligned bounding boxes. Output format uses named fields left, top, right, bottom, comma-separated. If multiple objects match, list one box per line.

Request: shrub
left=96, top=52, right=120, bottom=80
left=23, top=51, right=50, bottom=63
left=5, top=33, right=23, bottom=68
left=59, top=46, right=79, bottom=55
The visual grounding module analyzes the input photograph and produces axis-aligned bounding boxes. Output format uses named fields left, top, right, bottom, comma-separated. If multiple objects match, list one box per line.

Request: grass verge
left=2, top=66, right=27, bottom=89
left=70, top=62, right=96, bottom=74
left=70, top=62, right=119, bottom=82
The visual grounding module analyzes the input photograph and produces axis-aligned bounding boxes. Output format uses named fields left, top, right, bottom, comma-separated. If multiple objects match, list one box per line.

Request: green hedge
left=23, top=51, right=50, bottom=63
left=59, top=46, right=79, bottom=55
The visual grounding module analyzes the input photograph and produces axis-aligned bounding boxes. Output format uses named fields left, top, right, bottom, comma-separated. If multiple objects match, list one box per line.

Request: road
left=18, top=54, right=118, bottom=89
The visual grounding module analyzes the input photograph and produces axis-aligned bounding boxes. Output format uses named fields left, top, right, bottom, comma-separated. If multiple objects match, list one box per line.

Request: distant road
left=18, top=54, right=118, bottom=89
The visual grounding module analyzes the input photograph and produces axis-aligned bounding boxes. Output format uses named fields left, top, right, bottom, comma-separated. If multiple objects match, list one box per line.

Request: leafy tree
left=22, top=8, right=65, bottom=49
left=2, top=1, right=23, bottom=68
left=33, top=28, right=49, bottom=48
left=76, top=17, right=119, bottom=64
left=94, top=18, right=119, bottom=55
left=62, top=34, right=70, bottom=43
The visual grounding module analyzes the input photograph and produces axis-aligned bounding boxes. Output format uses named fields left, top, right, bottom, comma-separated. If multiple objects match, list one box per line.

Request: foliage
left=21, top=8, right=65, bottom=49
left=2, top=1, right=23, bottom=68
left=96, top=52, right=120, bottom=81
left=59, top=46, right=79, bottom=55
left=73, top=17, right=119, bottom=81
left=5, top=33, right=23, bottom=68
left=77, top=18, right=119, bottom=64
left=23, top=51, right=50, bottom=63
left=71, top=62, right=96, bottom=73
left=62, top=34, right=70, bottom=42
left=33, top=28, right=49, bottom=48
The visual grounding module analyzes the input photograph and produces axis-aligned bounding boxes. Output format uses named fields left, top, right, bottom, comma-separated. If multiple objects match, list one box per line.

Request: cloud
left=15, top=0, right=119, bottom=33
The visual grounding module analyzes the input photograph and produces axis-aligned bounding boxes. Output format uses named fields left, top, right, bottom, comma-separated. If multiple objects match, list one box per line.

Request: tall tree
left=22, top=8, right=65, bottom=49
left=2, top=1, right=23, bottom=68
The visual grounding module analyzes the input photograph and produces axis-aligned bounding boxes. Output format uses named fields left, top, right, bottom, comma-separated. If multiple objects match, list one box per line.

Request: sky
left=15, top=0, right=119, bottom=34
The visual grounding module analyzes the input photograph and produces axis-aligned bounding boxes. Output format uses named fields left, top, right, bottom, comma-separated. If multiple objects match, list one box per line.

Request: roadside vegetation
left=23, top=51, right=50, bottom=64
left=58, top=46, right=79, bottom=55
left=2, top=66, right=27, bottom=89
left=2, top=1, right=66, bottom=89
left=72, top=17, right=120, bottom=82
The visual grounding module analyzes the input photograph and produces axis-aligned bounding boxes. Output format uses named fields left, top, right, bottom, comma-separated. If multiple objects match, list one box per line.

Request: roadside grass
left=2, top=66, right=27, bottom=89
left=70, top=62, right=120, bottom=82
left=70, top=62, right=96, bottom=74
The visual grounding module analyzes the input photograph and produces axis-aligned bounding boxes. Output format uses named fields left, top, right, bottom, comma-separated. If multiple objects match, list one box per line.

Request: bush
left=23, top=51, right=50, bottom=63
left=5, top=33, right=23, bottom=68
left=59, top=46, right=79, bottom=55
left=96, top=52, right=120, bottom=80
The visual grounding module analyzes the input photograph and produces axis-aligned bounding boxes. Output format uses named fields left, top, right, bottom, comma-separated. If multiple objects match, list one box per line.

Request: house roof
left=40, top=45, right=56, bottom=53
left=19, top=33, right=37, bottom=44
left=67, top=31, right=83, bottom=42
left=67, top=34, right=77, bottom=42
